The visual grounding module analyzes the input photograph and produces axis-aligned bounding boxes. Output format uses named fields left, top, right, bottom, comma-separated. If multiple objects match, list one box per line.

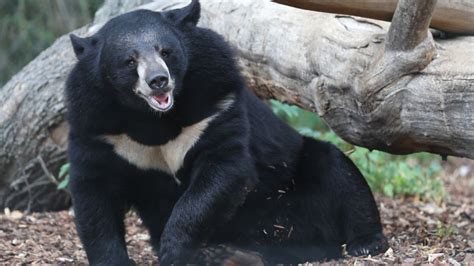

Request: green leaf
left=57, top=175, right=69, bottom=190
left=59, top=163, right=70, bottom=178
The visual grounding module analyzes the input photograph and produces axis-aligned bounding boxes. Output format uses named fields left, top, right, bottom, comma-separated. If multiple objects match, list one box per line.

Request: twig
left=37, top=155, right=58, bottom=185
left=24, top=175, right=32, bottom=213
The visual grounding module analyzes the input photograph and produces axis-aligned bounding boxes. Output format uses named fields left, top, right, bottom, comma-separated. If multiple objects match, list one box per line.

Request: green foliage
left=57, top=163, right=70, bottom=190
left=0, top=0, right=104, bottom=86
left=270, top=100, right=445, bottom=201
left=436, top=222, right=458, bottom=238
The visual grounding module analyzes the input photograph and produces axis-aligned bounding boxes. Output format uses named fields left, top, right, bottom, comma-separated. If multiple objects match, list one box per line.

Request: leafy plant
left=57, top=163, right=70, bottom=190
left=436, top=222, right=458, bottom=238
left=270, top=100, right=445, bottom=201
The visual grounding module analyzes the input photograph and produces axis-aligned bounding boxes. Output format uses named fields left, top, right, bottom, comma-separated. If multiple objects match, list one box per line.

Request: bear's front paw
left=347, top=232, right=389, bottom=257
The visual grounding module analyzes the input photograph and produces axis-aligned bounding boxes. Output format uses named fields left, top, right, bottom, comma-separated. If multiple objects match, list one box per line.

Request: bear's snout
left=147, top=74, right=169, bottom=91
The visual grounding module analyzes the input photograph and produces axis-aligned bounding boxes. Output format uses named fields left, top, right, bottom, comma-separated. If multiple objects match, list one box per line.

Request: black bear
left=66, top=0, right=388, bottom=264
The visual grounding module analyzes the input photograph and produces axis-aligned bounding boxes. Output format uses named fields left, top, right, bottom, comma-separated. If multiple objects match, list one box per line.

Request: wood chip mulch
left=0, top=159, right=472, bottom=265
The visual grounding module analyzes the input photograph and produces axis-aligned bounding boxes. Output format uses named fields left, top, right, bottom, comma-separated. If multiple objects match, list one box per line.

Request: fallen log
left=273, top=0, right=474, bottom=34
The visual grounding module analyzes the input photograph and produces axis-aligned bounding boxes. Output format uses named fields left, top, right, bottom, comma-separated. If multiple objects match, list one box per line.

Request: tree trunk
left=1, top=0, right=473, bottom=211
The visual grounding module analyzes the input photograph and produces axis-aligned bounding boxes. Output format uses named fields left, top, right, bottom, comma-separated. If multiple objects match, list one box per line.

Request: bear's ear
left=162, top=0, right=200, bottom=27
left=70, top=34, right=100, bottom=60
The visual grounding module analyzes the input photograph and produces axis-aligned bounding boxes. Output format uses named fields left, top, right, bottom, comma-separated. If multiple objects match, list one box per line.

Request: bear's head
left=69, top=0, right=200, bottom=113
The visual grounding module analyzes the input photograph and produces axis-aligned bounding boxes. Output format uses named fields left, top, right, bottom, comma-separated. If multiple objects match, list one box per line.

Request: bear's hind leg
left=298, top=137, right=388, bottom=257
left=336, top=156, right=389, bottom=256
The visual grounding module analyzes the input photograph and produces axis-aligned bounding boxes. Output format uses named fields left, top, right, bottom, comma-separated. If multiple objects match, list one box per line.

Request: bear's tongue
left=148, top=92, right=173, bottom=111
left=152, top=94, right=170, bottom=106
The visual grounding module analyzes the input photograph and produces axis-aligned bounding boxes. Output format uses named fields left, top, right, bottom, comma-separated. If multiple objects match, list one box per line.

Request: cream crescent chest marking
left=100, top=93, right=236, bottom=176
left=102, top=115, right=215, bottom=175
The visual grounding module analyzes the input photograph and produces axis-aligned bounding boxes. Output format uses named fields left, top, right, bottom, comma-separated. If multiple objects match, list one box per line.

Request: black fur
left=66, top=1, right=388, bottom=265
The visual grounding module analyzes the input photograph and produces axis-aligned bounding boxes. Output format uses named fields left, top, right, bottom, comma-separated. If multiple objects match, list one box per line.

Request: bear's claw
left=347, top=233, right=389, bottom=257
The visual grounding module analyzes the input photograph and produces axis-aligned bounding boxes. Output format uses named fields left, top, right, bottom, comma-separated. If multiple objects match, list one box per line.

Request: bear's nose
left=147, top=75, right=169, bottom=91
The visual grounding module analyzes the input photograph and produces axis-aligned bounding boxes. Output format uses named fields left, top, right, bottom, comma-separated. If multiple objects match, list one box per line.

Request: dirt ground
left=1, top=159, right=473, bottom=265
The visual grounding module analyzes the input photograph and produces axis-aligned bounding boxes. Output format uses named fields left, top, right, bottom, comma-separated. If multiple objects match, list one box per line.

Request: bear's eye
left=160, top=49, right=171, bottom=58
left=127, top=58, right=137, bottom=68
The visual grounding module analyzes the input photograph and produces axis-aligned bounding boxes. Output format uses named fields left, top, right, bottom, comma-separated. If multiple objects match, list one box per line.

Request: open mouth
left=144, top=92, right=174, bottom=112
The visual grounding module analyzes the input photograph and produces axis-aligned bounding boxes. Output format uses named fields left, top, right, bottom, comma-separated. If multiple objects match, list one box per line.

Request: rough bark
left=273, top=0, right=474, bottom=34
left=1, top=0, right=473, bottom=210
left=387, top=0, right=437, bottom=51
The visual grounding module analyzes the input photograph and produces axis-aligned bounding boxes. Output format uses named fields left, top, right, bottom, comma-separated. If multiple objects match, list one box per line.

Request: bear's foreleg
left=71, top=177, right=131, bottom=265
left=158, top=150, right=257, bottom=265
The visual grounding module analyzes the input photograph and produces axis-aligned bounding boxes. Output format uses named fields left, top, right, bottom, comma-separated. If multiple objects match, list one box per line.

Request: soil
left=0, top=158, right=472, bottom=265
